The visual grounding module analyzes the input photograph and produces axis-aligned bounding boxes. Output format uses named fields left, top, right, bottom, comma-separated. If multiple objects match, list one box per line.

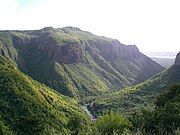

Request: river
left=81, top=105, right=96, bottom=121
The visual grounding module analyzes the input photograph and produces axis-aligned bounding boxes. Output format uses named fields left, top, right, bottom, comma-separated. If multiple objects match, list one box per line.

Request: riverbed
left=81, top=105, right=96, bottom=121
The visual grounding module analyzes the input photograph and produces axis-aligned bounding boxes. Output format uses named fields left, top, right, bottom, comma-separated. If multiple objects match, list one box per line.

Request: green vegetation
left=130, top=83, right=180, bottom=134
left=87, top=64, right=180, bottom=116
left=0, top=56, right=89, bottom=135
left=1, top=27, right=178, bottom=135
left=80, top=84, right=180, bottom=135
left=92, top=112, right=132, bottom=135
left=0, top=115, right=14, bottom=135
left=0, top=32, right=18, bottom=63
left=0, top=48, right=179, bottom=135
left=59, top=84, right=179, bottom=135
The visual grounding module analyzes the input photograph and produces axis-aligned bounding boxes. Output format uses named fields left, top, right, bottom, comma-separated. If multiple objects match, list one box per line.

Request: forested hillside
left=0, top=56, right=89, bottom=135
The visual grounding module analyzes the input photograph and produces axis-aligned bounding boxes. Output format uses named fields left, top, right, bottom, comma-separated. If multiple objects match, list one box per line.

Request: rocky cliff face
left=29, top=37, right=85, bottom=64
left=86, top=39, right=141, bottom=61
left=174, top=52, right=180, bottom=66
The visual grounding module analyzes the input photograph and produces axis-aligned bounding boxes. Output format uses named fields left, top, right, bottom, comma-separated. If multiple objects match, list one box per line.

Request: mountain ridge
left=0, top=27, right=164, bottom=98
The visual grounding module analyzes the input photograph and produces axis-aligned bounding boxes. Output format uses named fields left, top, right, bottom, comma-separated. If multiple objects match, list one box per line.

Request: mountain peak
left=61, top=26, right=81, bottom=31
left=41, top=26, right=54, bottom=31
left=174, top=52, right=180, bottom=66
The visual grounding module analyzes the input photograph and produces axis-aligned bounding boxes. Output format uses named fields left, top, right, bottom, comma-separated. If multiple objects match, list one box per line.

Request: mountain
left=88, top=52, right=180, bottom=116
left=0, top=27, right=164, bottom=98
left=0, top=56, right=89, bottom=135
left=175, top=52, right=180, bottom=65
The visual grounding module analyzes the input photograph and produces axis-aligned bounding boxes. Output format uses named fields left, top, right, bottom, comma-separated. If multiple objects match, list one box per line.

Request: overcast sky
left=0, top=0, right=179, bottom=52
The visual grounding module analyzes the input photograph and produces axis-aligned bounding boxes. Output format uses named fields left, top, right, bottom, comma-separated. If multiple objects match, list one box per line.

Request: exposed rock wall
left=174, top=52, right=180, bottom=66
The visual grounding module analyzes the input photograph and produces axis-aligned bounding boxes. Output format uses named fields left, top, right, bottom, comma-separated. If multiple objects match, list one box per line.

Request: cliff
left=174, top=52, right=180, bottom=66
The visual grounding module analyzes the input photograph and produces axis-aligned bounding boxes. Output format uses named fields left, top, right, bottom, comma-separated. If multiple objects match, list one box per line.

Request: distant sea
left=143, top=52, right=177, bottom=59
left=143, top=52, right=177, bottom=68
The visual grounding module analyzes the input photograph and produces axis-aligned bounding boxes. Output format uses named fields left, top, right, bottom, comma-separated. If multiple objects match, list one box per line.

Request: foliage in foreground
left=130, top=83, right=180, bottom=135
left=91, top=113, right=131, bottom=135
left=75, top=113, right=132, bottom=135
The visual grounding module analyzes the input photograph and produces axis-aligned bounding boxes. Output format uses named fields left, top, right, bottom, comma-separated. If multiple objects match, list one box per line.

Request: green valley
left=0, top=27, right=179, bottom=135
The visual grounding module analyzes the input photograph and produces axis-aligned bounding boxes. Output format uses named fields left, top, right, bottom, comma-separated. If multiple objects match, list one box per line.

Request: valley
left=87, top=54, right=180, bottom=117
left=0, top=27, right=179, bottom=135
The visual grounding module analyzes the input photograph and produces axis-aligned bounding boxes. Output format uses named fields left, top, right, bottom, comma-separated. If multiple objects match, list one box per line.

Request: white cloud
left=0, top=0, right=179, bottom=52
left=0, top=0, right=19, bottom=29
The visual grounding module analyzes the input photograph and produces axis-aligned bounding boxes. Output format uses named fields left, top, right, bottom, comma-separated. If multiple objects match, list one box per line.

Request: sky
left=0, top=0, right=180, bottom=52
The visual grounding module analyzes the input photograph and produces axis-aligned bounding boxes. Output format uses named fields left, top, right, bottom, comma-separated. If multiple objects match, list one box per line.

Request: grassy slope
left=88, top=64, right=180, bottom=117
left=0, top=56, right=89, bottom=135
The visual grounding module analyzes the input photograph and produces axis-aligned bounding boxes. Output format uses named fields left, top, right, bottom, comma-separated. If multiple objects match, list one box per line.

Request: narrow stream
left=81, top=105, right=96, bottom=121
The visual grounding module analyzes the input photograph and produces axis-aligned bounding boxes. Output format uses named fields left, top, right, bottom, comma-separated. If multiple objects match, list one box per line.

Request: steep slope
left=0, top=56, right=89, bottom=135
left=0, top=27, right=164, bottom=98
left=88, top=52, right=180, bottom=116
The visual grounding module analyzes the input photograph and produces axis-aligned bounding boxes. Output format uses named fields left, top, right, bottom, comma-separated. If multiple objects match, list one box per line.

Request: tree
left=130, top=83, right=180, bottom=134
left=93, top=112, right=132, bottom=135
left=67, top=115, right=84, bottom=135
left=0, top=115, right=14, bottom=135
